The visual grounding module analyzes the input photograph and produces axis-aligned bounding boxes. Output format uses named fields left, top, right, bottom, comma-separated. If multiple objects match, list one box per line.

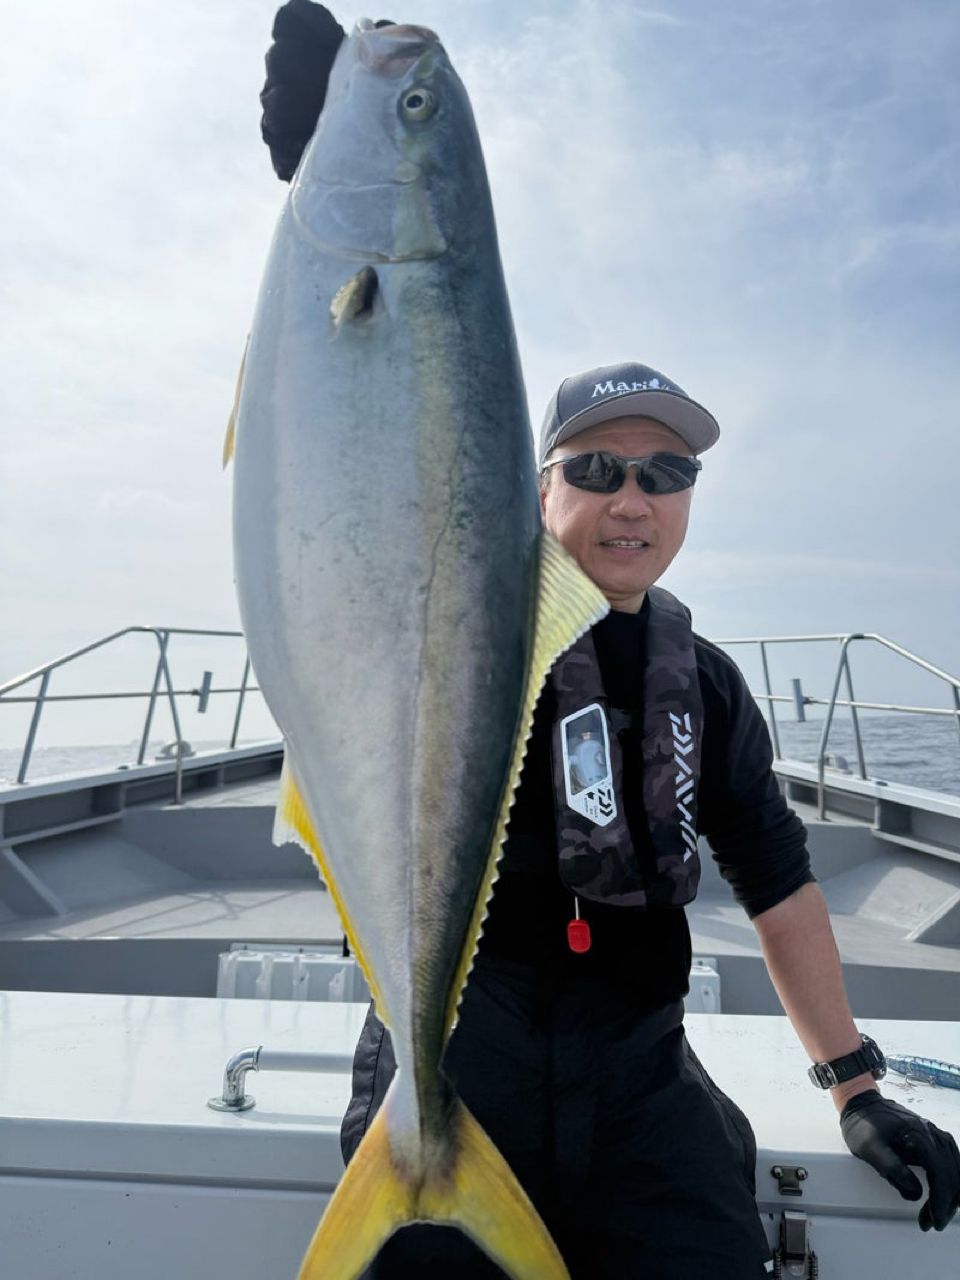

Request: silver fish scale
left=232, top=27, right=540, bottom=1144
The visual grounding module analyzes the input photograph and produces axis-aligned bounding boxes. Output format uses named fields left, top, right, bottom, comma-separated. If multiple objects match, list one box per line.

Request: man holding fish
left=230, top=5, right=960, bottom=1277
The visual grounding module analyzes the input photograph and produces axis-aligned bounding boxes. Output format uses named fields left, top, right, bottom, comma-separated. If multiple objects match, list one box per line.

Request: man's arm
left=754, top=879, right=960, bottom=1230
left=752, top=880, right=876, bottom=1111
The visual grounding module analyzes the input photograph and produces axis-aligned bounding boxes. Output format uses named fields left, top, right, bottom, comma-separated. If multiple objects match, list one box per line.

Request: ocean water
left=1, top=714, right=957, bottom=797
left=773, top=713, right=959, bottom=797
left=0, top=740, right=260, bottom=789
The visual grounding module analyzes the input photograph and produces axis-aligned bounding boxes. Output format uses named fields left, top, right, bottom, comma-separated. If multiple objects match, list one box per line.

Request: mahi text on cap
left=592, top=378, right=673, bottom=398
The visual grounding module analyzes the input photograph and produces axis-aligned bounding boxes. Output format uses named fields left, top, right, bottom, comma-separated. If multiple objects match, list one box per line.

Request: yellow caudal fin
left=418, top=1099, right=570, bottom=1279
left=273, top=751, right=390, bottom=1024
left=221, top=337, right=248, bottom=468
left=443, top=531, right=609, bottom=1037
left=297, top=1095, right=570, bottom=1280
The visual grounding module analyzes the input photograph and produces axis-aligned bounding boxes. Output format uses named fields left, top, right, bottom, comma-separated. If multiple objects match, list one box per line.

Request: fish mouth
left=357, top=23, right=441, bottom=77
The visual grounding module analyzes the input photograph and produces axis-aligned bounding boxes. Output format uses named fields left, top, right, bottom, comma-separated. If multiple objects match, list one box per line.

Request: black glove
left=260, top=2, right=395, bottom=181
left=840, top=1088, right=960, bottom=1231
left=260, top=0, right=344, bottom=181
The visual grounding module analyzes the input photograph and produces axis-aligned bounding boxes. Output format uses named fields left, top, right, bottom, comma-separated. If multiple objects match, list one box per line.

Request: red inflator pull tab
left=567, top=897, right=592, bottom=954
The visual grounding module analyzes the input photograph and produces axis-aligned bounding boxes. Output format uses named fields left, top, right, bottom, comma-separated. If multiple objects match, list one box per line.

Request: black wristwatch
left=808, top=1033, right=887, bottom=1089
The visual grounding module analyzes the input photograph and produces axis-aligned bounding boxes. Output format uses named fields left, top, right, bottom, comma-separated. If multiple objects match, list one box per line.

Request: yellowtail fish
left=228, top=20, right=607, bottom=1280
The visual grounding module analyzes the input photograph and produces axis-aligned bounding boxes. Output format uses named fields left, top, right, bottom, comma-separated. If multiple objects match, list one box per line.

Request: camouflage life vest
left=549, top=585, right=703, bottom=907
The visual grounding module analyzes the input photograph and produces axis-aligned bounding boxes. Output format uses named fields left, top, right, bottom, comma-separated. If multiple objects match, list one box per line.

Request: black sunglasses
left=541, top=451, right=702, bottom=495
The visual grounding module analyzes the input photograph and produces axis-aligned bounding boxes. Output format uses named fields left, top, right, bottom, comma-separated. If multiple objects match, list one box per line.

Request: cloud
left=1, top=0, right=958, bottom=722
left=97, top=489, right=200, bottom=519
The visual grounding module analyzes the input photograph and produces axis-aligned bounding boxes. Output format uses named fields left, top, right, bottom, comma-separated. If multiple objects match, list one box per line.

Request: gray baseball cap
left=538, top=361, right=720, bottom=466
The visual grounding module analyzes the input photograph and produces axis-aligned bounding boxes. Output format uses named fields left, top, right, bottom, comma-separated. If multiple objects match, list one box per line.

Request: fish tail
left=297, top=1093, right=570, bottom=1280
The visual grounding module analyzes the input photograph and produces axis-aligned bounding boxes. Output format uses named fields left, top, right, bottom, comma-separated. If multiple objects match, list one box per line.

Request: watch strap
left=808, top=1034, right=887, bottom=1089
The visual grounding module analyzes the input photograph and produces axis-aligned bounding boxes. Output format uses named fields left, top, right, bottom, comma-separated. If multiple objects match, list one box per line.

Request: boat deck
left=0, top=778, right=338, bottom=941
left=0, top=750, right=958, bottom=1016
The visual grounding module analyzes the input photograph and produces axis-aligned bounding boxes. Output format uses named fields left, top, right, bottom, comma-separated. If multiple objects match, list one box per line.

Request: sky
left=1, top=0, right=958, bottom=751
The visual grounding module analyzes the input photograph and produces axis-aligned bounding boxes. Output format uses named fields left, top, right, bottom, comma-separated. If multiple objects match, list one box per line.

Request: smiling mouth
left=599, top=539, right=650, bottom=549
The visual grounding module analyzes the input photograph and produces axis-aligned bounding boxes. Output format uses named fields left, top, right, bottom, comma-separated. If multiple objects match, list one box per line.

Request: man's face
left=540, top=416, right=695, bottom=613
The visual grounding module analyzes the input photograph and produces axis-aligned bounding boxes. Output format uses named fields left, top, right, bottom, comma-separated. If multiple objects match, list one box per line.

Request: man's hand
left=840, top=1088, right=960, bottom=1231
left=260, top=2, right=395, bottom=182
left=260, top=1, right=345, bottom=181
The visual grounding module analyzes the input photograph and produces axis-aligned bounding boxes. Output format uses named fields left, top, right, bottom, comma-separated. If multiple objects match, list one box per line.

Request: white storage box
left=0, top=993, right=957, bottom=1277
left=217, top=943, right=371, bottom=1003
left=0, top=990, right=368, bottom=1279
left=685, top=955, right=722, bottom=1013
left=685, top=1012, right=960, bottom=1271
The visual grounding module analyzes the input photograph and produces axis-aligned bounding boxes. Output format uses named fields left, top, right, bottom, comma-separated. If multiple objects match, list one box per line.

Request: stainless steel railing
left=714, top=631, right=960, bottom=817
left=3, top=625, right=958, bottom=818
left=0, top=627, right=268, bottom=802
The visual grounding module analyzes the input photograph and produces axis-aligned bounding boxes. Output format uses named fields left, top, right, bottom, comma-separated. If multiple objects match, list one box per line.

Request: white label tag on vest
left=560, top=702, right=617, bottom=827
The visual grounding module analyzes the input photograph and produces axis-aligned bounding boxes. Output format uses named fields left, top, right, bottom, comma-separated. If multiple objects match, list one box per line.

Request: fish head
left=291, top=21, right=486, bottom=263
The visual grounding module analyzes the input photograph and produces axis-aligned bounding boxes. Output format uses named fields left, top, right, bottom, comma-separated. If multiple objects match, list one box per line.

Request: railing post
left=791, top=679, right=806, bottom=723
left=759, top=642, right=781, bottom=759
left=953, top=685, right=960, bottom=751
left=138, top=641, right=167, bottom=765
left=817, top=639, right=853, bottom=819
left=17, top=670, right=51, bottom=784
left=842, top=650, right=868, bottom=779
left=157, top=632, right=185, bottom=805
left=230, top=655, right=251, bottom=750
left=195, top=671, right=213, bottom=714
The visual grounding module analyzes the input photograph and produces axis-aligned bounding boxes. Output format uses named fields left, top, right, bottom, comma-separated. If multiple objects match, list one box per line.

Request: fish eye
left=400, top=86, right=436, bottom=122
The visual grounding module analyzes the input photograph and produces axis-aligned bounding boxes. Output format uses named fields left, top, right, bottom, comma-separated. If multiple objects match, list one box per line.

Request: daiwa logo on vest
left=670, top=712, right=697, bottom=862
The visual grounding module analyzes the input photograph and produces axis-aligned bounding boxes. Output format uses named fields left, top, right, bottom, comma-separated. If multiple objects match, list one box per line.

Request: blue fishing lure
left=887, top=1055, right=960, bottom=1090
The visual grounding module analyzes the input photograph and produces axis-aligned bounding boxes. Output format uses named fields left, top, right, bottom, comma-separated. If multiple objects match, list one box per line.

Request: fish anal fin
left=443, top=531, right=609, bottom=1038
left=297, top=1096, right=570, bottom=1280
left=222, top=336, right=249, bottom=469
left=274, top=752, right=390, bottom=1023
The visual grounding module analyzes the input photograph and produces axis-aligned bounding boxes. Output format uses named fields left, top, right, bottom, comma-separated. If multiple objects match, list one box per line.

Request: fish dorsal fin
left=443, top=531, right=609, bottom=1039
left=222, top=337, right=249, bottom=469
left=274, top=751, right=390, bottom=1025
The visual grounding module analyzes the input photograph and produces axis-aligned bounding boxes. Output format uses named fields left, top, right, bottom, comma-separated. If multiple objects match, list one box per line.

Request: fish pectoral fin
left=443, top=530, right=609, bottom=1039
left=297, top=1095, right=570, bottom=1280
left=222, top=336, right=249, bottom=468
left=273, top=750, right=390, bottom=1024
left=330, top=265, right=380, bottom=329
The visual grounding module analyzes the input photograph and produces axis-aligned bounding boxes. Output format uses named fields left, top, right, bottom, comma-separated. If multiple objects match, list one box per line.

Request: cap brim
left=550, top=389, right=719, bottom=456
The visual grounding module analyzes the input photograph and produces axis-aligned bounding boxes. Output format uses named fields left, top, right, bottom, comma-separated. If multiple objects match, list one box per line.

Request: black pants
left=340, top=958, right=772, bottom=1279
